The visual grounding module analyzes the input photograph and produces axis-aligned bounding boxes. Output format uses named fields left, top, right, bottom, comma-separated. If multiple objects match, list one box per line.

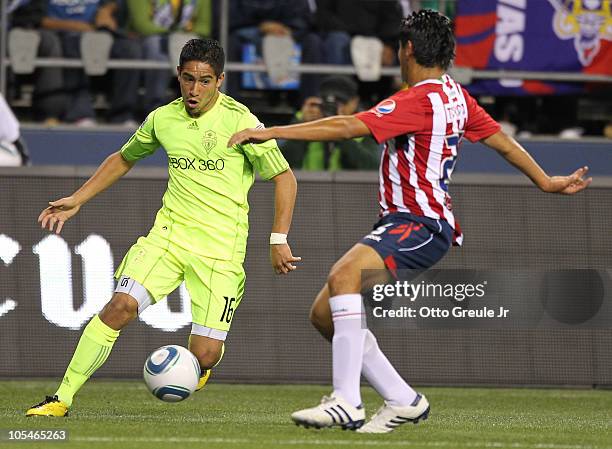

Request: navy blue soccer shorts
left=360, top=212, right=453, bottom=275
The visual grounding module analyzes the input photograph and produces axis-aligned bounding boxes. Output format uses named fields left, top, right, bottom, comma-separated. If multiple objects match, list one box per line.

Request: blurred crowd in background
left=2, top=0, right=611, bottom=168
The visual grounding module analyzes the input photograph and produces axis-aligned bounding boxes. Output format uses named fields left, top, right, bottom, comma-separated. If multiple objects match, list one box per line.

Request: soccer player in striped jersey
left=229, top=10, right=591, bottom=433
left=26, top=38, right=300, bottom=417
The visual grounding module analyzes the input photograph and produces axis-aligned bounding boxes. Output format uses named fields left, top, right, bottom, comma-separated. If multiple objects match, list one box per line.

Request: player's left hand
left=544, top=166, right=592, bottom=195
left=228, top=128, right=273, bottom=147
left=270, top=243, right=301, bottom=275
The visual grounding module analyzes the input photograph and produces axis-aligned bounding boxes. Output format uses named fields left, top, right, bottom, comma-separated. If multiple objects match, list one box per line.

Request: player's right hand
left=38, top=196, right=81, bottom=234
left=270, top=243, right=301, bottom=275
left=544, top=166, right=592, bottom=195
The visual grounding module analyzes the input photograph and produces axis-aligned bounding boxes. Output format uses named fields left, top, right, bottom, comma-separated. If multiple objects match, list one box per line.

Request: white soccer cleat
left=291, top=394, right=366, bottom=430
left=356, top=393, right=430, bottom=434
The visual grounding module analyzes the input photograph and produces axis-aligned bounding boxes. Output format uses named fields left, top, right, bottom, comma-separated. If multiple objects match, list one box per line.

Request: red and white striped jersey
left=355, top=74, right=500, bottom=245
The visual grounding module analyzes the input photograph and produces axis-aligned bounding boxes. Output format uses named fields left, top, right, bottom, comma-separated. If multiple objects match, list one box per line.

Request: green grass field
left=0, top=380, right=611, bottom=449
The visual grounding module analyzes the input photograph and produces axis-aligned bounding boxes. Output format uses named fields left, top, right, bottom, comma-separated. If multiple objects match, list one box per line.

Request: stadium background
left=0, top=0, right=611, bottom=389
left=1, top=168, right=611, bottom=386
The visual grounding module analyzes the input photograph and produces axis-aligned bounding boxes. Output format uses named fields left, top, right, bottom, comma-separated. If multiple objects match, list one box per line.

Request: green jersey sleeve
left=120, top=110, right=160, bottom=162
left=238, top=113, right=289, bottom=180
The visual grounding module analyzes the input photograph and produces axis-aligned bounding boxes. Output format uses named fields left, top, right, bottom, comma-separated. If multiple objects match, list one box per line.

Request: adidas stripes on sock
left=55, top=315, right=120, bottom=407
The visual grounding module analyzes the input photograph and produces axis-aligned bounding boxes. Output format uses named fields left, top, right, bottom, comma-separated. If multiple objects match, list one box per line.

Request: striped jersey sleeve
left=238, top=112, right=289, bottom=180
left=120, top=109, right=160, bottom=161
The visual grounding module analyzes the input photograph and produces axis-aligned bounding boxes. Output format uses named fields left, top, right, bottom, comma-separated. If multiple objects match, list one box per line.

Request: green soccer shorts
left=114, top=229, right=245, bottom=339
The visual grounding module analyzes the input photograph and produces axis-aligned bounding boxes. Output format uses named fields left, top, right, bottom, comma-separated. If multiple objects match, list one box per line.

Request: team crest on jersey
left=372, top=99, right=396, bottom=117
left=202, top=130, right=217, bottom=154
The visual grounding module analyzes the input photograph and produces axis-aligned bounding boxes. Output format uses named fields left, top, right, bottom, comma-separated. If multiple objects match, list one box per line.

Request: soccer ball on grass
left=143, top=345, right=200, bottom=402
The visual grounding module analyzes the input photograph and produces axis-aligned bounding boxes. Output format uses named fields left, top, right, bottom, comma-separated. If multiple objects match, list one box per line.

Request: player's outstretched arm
left=228, top=115, right=371, bottom=147
left=482, top=131, right=592, bottom=195
left=38, top=151, right=135, bottom=233
left=270, top=168, right=301, bottom=275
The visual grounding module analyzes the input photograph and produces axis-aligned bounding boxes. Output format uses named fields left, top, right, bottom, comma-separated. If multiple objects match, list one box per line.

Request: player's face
left=177, top=61, right=225, bottom=117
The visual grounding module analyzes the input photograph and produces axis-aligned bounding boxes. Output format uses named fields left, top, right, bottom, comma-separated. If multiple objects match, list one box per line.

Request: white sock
left=362, top=330, right=417, bottom=406
left=330, top=293, right=366, bottom=407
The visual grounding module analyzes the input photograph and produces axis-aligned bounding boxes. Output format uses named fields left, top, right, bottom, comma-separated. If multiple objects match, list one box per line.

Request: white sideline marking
left=70, top=436, right=597, bottom=449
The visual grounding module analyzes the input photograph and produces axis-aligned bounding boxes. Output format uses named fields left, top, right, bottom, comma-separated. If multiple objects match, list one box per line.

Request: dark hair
left=179, top=38, right=225, bottom=76
left=399, top=9, right=455, bottom=70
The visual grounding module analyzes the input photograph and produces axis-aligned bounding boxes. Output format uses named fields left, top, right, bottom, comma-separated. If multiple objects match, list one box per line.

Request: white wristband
left=270, top=233, right=287, bottom=245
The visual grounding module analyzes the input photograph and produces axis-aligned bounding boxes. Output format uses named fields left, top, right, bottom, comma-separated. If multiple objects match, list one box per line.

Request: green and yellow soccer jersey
left=119, top=94, right=289, bottom=262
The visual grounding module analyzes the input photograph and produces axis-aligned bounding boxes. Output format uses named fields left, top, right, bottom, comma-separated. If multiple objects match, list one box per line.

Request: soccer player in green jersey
left=26, top=39, right=300, bottom=417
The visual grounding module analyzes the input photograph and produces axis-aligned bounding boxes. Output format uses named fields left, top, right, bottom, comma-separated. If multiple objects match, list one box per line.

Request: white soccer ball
left=143, top=345, right=201, bottom=402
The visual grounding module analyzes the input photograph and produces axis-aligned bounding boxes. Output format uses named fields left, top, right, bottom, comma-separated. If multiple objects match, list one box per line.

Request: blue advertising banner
left=455, top=0, right=612, bottom=94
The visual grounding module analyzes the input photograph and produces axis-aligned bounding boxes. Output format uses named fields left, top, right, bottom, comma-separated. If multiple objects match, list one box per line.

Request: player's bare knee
left=191, top=346, right=222, bottom=370
left=327, top=263, right=360, bottom=296
left=112, top=294, right=139, bottom=317
left=100, top=294, right=138, bottom=327
left=327, top=264, right=346, bottom=290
